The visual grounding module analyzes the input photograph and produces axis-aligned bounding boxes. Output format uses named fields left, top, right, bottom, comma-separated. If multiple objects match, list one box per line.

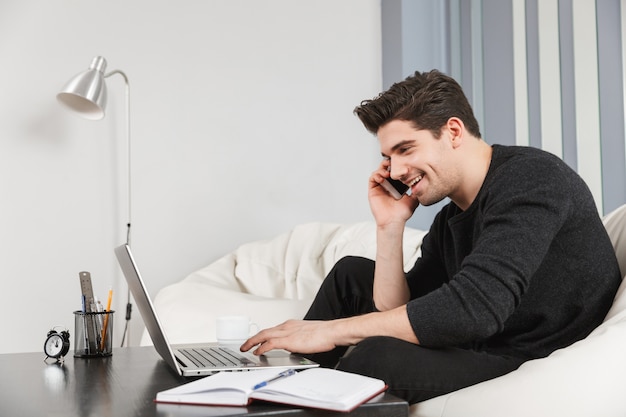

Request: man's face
left=378, top=119, right=460, bottom=207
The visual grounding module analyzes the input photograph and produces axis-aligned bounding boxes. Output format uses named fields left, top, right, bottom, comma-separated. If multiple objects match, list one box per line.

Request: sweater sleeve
left=405, top=149, right=589, bottom=348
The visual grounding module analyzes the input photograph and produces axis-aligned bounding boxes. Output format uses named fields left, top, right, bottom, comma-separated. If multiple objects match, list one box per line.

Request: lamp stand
left=105, top=69, right=133, bottom=347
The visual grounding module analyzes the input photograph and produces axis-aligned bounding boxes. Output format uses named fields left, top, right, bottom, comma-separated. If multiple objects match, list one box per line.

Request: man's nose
left=389, top=164, right=407, bottom=181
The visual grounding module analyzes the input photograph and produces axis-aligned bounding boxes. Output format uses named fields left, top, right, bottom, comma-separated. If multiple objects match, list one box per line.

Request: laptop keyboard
left=178, top=346, right=255, bottom=368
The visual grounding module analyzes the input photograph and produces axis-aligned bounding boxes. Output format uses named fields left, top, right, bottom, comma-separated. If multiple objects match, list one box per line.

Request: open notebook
left=114, top=244, right=318, bottom=376
left=156, top=367, right=388, bottom=412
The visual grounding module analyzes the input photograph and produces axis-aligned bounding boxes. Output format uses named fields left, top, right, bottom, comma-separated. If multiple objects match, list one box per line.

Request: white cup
left=216, top=315, right=259, bottom=345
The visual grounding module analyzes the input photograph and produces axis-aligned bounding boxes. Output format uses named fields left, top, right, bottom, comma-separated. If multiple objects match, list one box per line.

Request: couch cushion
left=603, top=203, right=626, bottom=277
left=603, top=204, right=626, bottom=322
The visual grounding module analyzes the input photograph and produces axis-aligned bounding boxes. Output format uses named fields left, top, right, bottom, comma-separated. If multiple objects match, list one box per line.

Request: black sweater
left=405, top=145, right=621, bottom=359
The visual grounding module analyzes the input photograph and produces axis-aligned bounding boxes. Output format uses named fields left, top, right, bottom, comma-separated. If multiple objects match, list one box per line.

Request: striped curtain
left=449, top=0, right=626, bottom=215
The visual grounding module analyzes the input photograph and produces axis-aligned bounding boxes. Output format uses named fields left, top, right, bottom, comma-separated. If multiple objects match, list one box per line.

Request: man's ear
left=446, top=117, right=464, bottom=148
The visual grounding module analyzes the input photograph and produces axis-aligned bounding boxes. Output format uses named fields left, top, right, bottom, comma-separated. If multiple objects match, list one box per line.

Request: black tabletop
left=0, top=346, right=408, bottom=417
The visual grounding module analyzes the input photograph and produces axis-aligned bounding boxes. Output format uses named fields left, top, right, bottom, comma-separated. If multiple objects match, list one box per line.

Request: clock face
left=45, top=334, right=65, bottom=358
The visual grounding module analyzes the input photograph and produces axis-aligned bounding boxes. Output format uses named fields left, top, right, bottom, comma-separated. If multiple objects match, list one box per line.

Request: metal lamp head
left=57, top=56, right=108, bottom=120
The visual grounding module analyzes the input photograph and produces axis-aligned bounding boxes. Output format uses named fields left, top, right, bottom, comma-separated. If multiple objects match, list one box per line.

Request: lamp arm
left=105, top=69, right=129, bottom=84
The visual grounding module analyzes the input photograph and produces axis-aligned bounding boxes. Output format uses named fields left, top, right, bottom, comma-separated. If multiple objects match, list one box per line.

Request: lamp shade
left=57, top=56, right=108, bottom=120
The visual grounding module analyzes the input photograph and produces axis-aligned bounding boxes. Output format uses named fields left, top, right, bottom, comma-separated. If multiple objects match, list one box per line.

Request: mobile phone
left=381, top=177, right=409, bottom=200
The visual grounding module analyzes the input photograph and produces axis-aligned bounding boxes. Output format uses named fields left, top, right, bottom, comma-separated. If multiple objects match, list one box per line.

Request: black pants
left=301, top=256, right=525, bottom=404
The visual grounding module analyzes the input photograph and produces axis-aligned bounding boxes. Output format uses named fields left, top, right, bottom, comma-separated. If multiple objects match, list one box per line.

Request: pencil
left=100, top=289, right=113, bottom=352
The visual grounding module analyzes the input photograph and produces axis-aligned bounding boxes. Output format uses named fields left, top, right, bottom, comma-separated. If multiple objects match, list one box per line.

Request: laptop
left=114, top=244, right=318, bottom=376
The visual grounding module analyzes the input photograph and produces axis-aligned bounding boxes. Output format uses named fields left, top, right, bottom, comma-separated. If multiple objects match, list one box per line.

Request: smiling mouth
left=408, top=175, right=423, bottom=188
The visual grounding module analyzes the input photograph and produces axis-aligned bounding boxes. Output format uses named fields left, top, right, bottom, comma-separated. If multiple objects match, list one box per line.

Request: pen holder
left=73, top=310, right=114, bottom=358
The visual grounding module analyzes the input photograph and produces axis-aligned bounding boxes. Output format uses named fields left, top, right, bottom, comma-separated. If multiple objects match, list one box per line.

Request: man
left=241, top=70, right=621, bottom=403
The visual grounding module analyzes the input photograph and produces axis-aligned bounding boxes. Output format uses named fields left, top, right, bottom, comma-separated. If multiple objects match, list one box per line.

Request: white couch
left=145, top=204, right=626, bottom=417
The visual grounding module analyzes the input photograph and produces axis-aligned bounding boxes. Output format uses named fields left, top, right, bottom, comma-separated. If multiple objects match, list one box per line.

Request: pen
left=81, top=295, right=89, bottom=354
left=94, top=297, right=103, bottom=343
left=252, top=369, right=297, bottom=390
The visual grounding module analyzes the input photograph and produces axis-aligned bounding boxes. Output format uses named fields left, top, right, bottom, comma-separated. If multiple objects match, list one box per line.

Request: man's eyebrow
left=382, top=140, right=414, bottom=158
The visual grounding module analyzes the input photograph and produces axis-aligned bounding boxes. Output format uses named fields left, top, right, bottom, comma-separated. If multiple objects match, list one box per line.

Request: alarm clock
left=44, top=328, right=70, bottom=361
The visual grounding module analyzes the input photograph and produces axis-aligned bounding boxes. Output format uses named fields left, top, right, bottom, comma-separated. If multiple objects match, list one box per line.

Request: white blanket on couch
left=142, top=222, right=426, bottom=345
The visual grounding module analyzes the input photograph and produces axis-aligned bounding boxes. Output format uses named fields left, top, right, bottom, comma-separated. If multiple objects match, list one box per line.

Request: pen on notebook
left=253, top=369, right=297, bottom=390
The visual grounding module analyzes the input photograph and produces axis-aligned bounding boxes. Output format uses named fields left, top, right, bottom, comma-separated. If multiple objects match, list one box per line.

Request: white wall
left=0, top=0, right=382, bottom=353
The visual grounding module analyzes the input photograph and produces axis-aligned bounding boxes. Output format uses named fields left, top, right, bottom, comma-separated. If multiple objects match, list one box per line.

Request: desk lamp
left=57, top=55, right=133, bottom=346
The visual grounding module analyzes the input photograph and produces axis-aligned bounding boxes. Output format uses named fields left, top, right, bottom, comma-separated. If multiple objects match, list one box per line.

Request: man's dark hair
left=354, top=69, right=481, bottom=138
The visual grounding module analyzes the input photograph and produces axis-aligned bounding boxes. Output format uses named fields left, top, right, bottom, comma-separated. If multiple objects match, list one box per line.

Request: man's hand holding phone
left=369, top=159, right=419, bottom=226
